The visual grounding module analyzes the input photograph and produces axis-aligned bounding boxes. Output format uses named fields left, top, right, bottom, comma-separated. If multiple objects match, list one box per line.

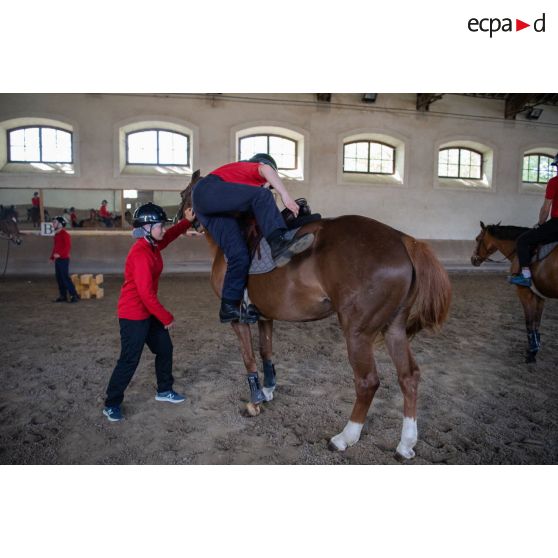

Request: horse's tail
left=401, top=235, right=451, bottom=337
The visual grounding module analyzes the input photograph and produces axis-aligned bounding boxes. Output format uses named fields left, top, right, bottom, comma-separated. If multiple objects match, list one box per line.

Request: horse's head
left=471, top=221, right=500, bottom=266
left=175, top=169, right=203, bottom=229
left=0, top=217, right=23, bottom=245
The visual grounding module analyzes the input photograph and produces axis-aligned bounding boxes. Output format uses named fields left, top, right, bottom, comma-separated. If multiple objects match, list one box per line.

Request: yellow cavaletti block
left=71, top=274, right=105, bottom=299
left=80, top=274, right=93, bottom=285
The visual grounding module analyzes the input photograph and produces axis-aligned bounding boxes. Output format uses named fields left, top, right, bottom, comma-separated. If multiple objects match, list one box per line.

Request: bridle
left=472, top=228, right=516, bottom=265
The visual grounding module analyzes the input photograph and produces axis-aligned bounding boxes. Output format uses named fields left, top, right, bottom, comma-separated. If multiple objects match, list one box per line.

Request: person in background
left=102, top=203, right=195, bottom=422
left=69, top=207, right=78, bottom=228
left=62, top=208, right=72, bottom=226
left=99, top=199, right=113, bottom=228
left=50, top=216, right=80, bottom=303
left=31, top=191, right=41, bottom=228
left=509, top=153, right=558, bottom=287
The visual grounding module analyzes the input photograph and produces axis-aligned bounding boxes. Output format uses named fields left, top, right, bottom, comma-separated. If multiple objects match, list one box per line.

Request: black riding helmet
left=52, top=216, right=67, bottom=227
left=249, top=153, right=278, bottom=172
left=551, top=152, right=558, bottom=167
left=132, top=202, right=172, bottom=228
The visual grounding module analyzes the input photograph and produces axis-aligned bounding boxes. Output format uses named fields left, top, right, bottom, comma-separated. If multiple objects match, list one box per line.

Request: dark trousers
left=517, top=218, right=558, bottom=267
left=192, top=174, right=285, bottom=300
left=54, top=258, right=78, bottom=298
left=105, top=317, right=174, bottom=407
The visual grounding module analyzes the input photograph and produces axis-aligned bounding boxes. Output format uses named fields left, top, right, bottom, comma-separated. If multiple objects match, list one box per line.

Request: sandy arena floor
left=0, top=272, right=557, bottom=464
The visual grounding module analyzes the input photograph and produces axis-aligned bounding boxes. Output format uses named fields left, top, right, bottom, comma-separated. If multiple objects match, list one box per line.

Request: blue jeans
left=54, top=258, right=78, bottom=298
left=192, top=174, right=285, bottom=300
left=105, top=317, right=174, bottom=407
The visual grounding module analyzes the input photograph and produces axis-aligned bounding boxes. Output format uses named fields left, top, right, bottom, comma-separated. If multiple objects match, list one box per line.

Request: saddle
left=531, top=241, right=558, bottom=264
left=241, top=198, right=322, bottom=274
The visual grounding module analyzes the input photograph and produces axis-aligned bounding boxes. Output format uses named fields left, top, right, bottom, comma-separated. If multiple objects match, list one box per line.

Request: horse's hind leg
left=257, top=319, right=276, bottom=401
left=383, top=316, right=420, bottom=459
left=516, top=287, right=545, bottom=363
left=329, top=330, right=380, bottom=451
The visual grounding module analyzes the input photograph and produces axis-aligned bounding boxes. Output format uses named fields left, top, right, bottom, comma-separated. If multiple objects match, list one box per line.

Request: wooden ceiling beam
left=504, top=94, right=540, bottom=119
left=416, top=94, right=443, bottom=112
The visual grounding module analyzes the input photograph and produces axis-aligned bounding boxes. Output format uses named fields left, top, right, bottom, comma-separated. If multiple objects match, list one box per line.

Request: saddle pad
left=531, top=241, right=558, bottom=264
left=249, top=227, right=301, bottom=275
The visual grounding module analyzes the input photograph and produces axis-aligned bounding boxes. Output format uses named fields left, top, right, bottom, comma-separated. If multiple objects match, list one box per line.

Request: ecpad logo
left=468, top=13, right=546, bottom=37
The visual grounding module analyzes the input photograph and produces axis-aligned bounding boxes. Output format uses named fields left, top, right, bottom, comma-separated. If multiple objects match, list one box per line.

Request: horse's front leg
left=231, top=322, right=266, bottom=416
left=258, top=319, right=276, bottom=401
left=329, top=331, right=380, bottom=451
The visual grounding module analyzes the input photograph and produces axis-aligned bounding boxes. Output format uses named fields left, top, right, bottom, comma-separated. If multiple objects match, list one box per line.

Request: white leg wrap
left=396, top=417, right=417, bottom=459
left=262, top=385, right=275, bottom=401
left=329, top=421, right=363, bottom=451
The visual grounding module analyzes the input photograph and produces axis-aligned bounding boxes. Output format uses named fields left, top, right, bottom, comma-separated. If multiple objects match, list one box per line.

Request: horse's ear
left=193, top=169, right=200, bottom=179
left=480, top=221, right=485, bottom=229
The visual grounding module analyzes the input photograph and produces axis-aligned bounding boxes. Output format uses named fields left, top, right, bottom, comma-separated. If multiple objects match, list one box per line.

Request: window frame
left=522, top=153, right=557, bottom=184
left=438, top=147, right=483, bottom=180
left=125, top=128, right=190, bottom=167
left=7, top=125, right=74, bottom=164
left=342, top=140, right=395, bottom=175
left=238, top=133, right=298, bottom=170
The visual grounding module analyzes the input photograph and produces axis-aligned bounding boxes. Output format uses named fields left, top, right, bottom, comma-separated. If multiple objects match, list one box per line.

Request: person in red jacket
left=509, top=153, right=558, bottom=287
left=99, top=199, right=114, bottom=228
left=50, top=216, right=80, bottom=303
left=103, top=202, right=194, bottom=422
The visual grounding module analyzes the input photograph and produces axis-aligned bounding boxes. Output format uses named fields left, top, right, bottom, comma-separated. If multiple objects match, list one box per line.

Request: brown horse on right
left=471, top=221, right=558, bottom=362
left=180, top=172, right=451, bottom=459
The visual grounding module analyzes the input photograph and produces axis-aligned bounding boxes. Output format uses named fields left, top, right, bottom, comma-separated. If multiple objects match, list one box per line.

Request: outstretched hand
left=184, top=207, right=195, bottom=222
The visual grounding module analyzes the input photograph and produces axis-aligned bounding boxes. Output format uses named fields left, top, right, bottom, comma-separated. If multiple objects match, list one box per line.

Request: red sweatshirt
left=117, top=219, right=191, bottom=325
left=50, top=229, right=71, bottom=260
left=210, top=162, right=266, bottom=187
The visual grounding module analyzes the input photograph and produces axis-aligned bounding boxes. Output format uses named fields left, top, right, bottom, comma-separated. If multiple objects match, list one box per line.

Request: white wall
left=1, top=93, right=557, bottom=239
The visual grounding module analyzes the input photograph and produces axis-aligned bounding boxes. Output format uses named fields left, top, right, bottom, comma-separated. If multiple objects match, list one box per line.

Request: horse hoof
left=525, top=353, right=537, bottom=364
left=394, top=448, right=416, bottom=461
left=245, top=403, right=261, bottom=417
left=327, top=437, right=347, bottom=452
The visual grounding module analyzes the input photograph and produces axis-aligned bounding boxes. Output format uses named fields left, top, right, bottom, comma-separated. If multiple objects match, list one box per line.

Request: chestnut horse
left=179, top=171, right=451, bottom=459
left=471, top=221, right=558, bottom=363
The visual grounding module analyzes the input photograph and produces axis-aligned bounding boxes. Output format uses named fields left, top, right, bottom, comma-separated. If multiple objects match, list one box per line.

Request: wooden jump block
left=80, top=274, right=93, bottom=285
left=72, top=273, right=104, bottom=299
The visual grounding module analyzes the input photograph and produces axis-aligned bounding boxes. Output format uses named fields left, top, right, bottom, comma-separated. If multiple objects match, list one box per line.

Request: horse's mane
left=486, top=224, right=530, bottom=240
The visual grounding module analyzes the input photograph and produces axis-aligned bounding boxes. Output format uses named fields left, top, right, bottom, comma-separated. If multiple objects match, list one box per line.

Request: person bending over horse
left=50, top=216, right=80, bottom=303
left=509, top=153, right=558, bottom=287
left=192, top=153, right=315, bottom=324
left=103, top=203, right=194, bottom=422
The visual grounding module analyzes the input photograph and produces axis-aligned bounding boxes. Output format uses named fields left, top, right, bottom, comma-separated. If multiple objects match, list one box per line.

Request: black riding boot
left=219, top=299, right=260, bottom=324
left=267, top=229, right=315, bottom=268
left=220, top=299, right=242, bottom=323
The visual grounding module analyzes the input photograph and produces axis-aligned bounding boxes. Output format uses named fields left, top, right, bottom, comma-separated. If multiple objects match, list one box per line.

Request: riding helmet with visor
left=52, top=216, right=67, bottom=227
left=132, top=202, right=172, bottom=228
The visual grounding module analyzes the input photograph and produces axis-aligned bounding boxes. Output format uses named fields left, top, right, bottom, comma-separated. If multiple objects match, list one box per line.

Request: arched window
left=8, top=126, right=72, bottom=163
left=238, top=134, right=297, bottom=170
left=438, top=147, right=482, bottom=179
left=343, top=141, right=395, bottom=174
left=126, top=129, right=189, bottom=166
left=522, top=153, right=557, bottom=184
